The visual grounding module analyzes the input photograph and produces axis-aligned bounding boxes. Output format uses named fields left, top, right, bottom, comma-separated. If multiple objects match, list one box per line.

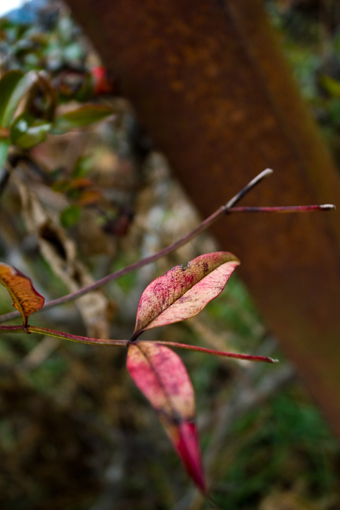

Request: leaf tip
left=176, top=421, right=207, bottom=493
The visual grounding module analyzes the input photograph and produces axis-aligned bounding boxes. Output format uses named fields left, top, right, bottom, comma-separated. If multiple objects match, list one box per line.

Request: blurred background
left=1, top=1, right=340, bottom=509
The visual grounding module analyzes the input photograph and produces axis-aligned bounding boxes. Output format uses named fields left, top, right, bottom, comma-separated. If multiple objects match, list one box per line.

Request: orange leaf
left=0, top=263, right=45, bottom=327
left=134, top=252, right=239, bottom=335
left=127, top=341, right=206, bottom=492
left=69, top=178, right=93, bottom=189
left=77, top=189, right=103, bottom=206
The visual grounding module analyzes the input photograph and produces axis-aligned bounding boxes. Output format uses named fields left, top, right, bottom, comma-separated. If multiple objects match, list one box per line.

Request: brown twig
left=0, top=169, right=334, bottom=324
left=0, top=169, right=273, bottom=323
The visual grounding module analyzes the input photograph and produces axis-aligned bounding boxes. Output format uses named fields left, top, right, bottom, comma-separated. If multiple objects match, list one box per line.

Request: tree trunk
left=65, top=0, right=340, bottom=438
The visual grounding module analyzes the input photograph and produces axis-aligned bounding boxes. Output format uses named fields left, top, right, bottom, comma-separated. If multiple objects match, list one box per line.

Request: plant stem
left=0, top=169, right=334, bottom=324
left=27, top=326, right=129, bottom=346
left=228, top=204, right=335, bottom=213
left=0, top=169, right=274, bottom=323
left=0, top=324, right=25, bottom=331
left=223, top=168, right=273, bottom=209
left=151, top=340, right=278, bottom=363
left=0, top=322, right=277, bottom=363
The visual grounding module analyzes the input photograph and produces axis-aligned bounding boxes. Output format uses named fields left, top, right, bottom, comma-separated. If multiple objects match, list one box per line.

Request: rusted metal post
left=65, top=0, right=340, bottom=437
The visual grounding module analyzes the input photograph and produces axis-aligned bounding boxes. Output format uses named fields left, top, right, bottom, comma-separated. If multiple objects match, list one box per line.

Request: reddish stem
left=0, top=323, right=277, bottom=363
left=0, top=324, right=25, bottom=331
left=27, top=326, right=129, bottom=346
left=151, top=340, right=278, bottom=363
left=0, top=323, right=276, bottom=364
left=0, top=169, right=273, bottom=323
left=229, top=204, right=335, bottom=213
left=0, top=169, right=335, bottom=324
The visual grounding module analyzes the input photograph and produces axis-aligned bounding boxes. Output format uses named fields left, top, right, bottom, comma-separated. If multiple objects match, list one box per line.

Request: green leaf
left=0, top=140, right=10, bottom=169
left=53, top=104, right=114, bottom=133
left=60, top=205, right=81, bottom=228
left=319, top=75, right=340, bottom=98
left=1, top=71, right=38, bottom=128
left=0, top=70, right=24, bottom=127
left=10, top=112, right=51, bottom=149
left=71, top=155, right=92, bottom=178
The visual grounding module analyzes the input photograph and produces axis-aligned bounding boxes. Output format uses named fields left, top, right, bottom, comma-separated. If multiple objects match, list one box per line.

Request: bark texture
left=65, top=0, right=340, bottom=438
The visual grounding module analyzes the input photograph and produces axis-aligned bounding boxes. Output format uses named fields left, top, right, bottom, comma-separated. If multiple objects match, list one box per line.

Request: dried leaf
left=134, top=252, right=239, bottom=335
left=0, top=263, right=45, bottom=326
left=13, top=175, right=111, bottom=338
left=127, top=341, right=206, bottom=492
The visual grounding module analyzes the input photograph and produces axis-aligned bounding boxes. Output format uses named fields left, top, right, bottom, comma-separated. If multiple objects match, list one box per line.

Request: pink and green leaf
left=127, top=341, right=206, bottom=492
left=0, top=263, right=45, bottom=327
left=134, top=252, right=240, bottom=335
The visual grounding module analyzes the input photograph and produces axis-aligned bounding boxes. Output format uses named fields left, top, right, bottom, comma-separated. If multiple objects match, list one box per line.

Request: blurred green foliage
left=265, top=0, right=340, bottom=163
left=215, top=388, right=339, bottom=509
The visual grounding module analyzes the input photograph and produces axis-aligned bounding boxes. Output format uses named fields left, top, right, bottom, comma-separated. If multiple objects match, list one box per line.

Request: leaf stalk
left=26, top=325, right=129, bottom=346
left=151, top=340, right=278, bottom=363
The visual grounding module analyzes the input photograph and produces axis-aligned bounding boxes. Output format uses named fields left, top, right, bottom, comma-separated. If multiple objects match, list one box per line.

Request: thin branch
left=223, top=168, right=273, bottom=209
left=27, top=326, right=129, bottom=347
left=152, top=340, right=278, bottom=363
left=1, top=170, right=334, bottom=324
left=0, top=324, right=24, bottom=331
left=0, top=322, right=276, bottom=363
left=229, top=204, right=336, bottom=213
left=0, top=169, right=274, bottom=323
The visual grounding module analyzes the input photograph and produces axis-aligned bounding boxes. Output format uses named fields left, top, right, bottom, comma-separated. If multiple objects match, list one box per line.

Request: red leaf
left=90, top=66, right=115, bottom=95
left=127, top=341, right=206, bottom=492
left=0, top=263, right=45, bottom=327
left=134, top=252, right=239, bottom=335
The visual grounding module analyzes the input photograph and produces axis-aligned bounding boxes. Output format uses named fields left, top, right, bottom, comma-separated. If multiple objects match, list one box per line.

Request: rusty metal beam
left=65, top=0, right=340, bottom=437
